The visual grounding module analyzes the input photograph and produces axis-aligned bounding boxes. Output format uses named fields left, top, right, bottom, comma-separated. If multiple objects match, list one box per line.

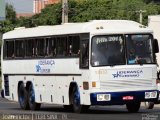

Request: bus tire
left=72, top=86, right=89, bottom=113
left=28, top=84, right=41, bottom=110
left=126, top=102, right=141, bottom=113
left=18, top=83, right=29, bottom=110
left=144, top=102, right=154, bottom=109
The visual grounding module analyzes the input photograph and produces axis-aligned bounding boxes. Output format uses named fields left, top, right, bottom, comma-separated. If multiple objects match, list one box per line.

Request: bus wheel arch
left=18, top=81, right=30, bottom=110
left=63, top=82, right=77, bottom=111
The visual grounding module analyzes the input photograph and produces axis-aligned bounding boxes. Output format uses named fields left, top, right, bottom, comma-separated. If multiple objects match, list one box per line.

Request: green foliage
left=6, top=4, right=16, bottom=23
left=0, top=20, right=15, bottom=33
left=68, top=0, right=160, bottom=24
left=35, top=3, right=62, bottom=25
left=0, top=4, right=17, bottom=33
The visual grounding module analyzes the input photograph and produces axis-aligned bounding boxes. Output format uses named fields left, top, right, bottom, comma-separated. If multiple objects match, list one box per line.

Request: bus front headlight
left=97, top=94, right=111, bottom=101
left=145, top=91, right=157, bottom=99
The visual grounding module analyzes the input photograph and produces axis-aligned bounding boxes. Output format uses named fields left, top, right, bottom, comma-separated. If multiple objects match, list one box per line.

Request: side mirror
left=153, top=39, right=159, bottom=53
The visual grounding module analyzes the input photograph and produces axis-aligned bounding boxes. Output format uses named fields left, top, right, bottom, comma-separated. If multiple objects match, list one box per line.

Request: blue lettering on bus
left=112, top=70, right=143, bottom=78
left=36, top=60, right=55, bottom=73
left=36, top=65, right=41, bottom=72
left=38, top=60, right=55, bottom=66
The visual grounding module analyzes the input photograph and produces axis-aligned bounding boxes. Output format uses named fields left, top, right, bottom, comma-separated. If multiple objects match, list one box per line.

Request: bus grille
left=100, top=79, right=153, bottom=90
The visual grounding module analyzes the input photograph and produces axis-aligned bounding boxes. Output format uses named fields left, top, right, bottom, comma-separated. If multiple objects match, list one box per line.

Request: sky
left=0, top=0, right=5, bottom=20
left=5, top=0, right=33, bottom=13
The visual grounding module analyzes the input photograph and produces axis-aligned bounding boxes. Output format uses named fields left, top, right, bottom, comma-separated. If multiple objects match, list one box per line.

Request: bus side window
left=15, top=40, right=24, bottom=58
left=34, top=39, right=38, bottom=56
left=80, top=40, right=89, bottom=69
left=56, top=37, right=67, bottom=57
left=6, top=40, right=15, bottom=58
left=36, top=38, right=45, bottom=57
left=25, top=39, right=32, bottom=57
left=45, top=38, right=52, bottom=57
left=47, top=37, right=56, bottom=57
left=68, top=36, right=80, bottom=56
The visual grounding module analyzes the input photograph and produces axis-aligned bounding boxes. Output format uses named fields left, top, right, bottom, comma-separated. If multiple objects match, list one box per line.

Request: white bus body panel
left=90, top=65, right=157, bottom=92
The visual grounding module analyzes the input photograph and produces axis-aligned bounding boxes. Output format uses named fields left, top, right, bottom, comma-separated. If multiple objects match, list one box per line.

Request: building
left=33, top=0, right=60, bottom=14
left=16, top=0, right=59, bottom=18
left=16, top=13, right=34, bottom=18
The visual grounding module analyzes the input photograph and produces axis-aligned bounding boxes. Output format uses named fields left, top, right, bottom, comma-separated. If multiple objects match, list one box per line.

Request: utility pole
left=136, top=10, right=146, bottom=24
left=62, top=0, right=68, bottom=24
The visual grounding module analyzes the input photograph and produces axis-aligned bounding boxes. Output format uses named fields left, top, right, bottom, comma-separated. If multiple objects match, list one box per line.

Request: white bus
left=1, top=20, right=159, bottom=113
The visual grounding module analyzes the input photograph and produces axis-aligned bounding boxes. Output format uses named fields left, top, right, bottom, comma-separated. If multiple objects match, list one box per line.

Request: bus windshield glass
left=126, top=34, right=154, bottom=64
left=91, top=35, right=125, bottom=66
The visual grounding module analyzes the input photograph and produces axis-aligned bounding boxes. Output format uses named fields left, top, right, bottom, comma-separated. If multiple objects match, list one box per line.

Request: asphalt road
left=0, top=97, right=160, bottom=120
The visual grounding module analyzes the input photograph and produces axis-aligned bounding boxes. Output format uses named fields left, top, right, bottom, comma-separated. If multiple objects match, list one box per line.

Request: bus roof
left=3, top=20, right=153, bottom=39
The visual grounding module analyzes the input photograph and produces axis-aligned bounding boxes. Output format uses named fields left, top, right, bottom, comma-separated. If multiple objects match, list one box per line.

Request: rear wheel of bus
left=126, top=102, right=141, bottom=113
left=18, top=83, right=29, bottom=110
left=28, top=84, right=41, bottom=110
left=72, top=86, right=89, bottom=113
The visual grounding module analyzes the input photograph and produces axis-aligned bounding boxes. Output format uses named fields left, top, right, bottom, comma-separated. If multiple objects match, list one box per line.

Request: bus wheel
left=72, top=86, right=89, bottom=113
left=18, top=83, right=29, bottom=110
left=126, top=102, right=141, bottom=113
left=144, top=102, right=154, bottom=109
left=28, top=84, right=41, bottom=110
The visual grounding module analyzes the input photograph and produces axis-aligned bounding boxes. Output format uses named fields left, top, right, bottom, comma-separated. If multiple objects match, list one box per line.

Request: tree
left=6, top=4, right=16, bottom=23
left=26, top=3, right=62, bottom=27
left=68, top=0, right=160, bottom=25
left=0, top=4, right=17, bottom=33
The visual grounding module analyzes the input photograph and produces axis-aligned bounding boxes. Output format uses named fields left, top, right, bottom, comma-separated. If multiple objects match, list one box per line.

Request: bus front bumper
left=90, top=90, right=159, bottom=105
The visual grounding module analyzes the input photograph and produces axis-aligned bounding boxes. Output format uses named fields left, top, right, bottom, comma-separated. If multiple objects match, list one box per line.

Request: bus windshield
left=91, top=34, right=154, bottom=67
left=126, top=34, right=154, bottom=64
left=91, top=35, right=125, bottom=66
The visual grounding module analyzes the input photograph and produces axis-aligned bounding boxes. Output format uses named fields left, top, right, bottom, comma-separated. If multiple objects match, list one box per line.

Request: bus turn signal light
left=92, top=82, right=96, bottom=87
